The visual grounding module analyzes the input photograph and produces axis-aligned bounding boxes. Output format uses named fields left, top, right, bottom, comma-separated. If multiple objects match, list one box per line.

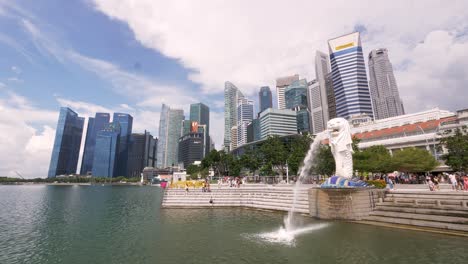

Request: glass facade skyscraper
left=48, top=107, right=84, bottom=178
left=328, top=32, right=373, bottom=119
left=189, top=102, right=210, bottom=155
left=285, top=79, right=311, bottom=133
left=92, top=122, right=120, bottom=178
left=224, top=81, right=244, bottom=152
left=258, top=86, right=272, bottom=114
left=368, top=48, right=405, bottom=120
left=237, top=98, right=254, bottom=147
left=276, top=74, right=299, bottom=110
left=157, top=104, right=169, bottom=168
left=113, top=113, right=133, bottom=176
left=157, top=104, right=184, bottom=168
left=80, top=112, right=110, bottom=175
left=127, top=131, right=157, bottom=177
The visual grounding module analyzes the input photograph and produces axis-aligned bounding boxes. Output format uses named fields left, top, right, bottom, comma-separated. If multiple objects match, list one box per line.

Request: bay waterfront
left=1, top=185, right=468, bottom=264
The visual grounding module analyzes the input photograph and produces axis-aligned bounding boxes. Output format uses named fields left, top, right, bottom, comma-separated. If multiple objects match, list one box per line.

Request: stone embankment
left=362, top=190, right=468, bottom=233
left=161, top=185, right=310, bottom=214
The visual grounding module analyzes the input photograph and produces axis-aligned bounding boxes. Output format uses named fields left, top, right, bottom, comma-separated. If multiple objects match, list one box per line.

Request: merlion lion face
left=327, top=118, right=349, bottom=139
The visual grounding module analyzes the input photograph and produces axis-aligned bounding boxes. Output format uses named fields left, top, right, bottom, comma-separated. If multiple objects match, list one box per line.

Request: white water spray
left=284, top=131, right=327, bottom=231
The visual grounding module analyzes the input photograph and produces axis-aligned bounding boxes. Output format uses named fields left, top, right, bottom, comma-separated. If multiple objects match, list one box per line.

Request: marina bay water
left=1, top=185, right=467, bottom=264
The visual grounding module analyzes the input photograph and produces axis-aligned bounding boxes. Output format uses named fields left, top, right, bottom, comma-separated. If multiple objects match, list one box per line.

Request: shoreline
left=0, top=182, right=150, bottom=186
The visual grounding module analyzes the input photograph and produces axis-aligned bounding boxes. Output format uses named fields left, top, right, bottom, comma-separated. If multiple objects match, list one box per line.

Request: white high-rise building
left=276, top=74, right=299, bottom=110
left=224, top=82, right=244, bottom=152
left=259, top=108, right=297, bottom=139
left=157, top=104, right=184, bottom=168
left=236, top=98, right=254, bottom=147
left=309, top=51, right=331, bottom=134
left=368, top=48, right=405, bottom=120
left=230, top=126, right=238, bottom=151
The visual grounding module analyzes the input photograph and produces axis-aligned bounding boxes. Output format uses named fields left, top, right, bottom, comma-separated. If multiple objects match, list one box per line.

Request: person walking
left=449, top=173, right=457, bottom=191
left=464, top=175, right=468, bottom=191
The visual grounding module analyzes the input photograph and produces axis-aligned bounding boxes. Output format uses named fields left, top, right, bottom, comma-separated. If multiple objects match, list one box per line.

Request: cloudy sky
left=0, top=0, right=467, bottom=178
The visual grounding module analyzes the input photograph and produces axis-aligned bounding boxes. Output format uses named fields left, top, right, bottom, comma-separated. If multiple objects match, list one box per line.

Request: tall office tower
left=156, top=104, right=169, bottom=168
left=230, top=126, right=238, bottom=150
left=166, top=108, right=184, bottom=168
left=112, top=113, right=133, bottom=176
left=92, top=122, right=120, bottom=178
left=258, top=86, right=272, bottom=114
left=325, top=72, right=337, bottom=119
left=368, top=48, right=405, bottom=120
left=236, top=98, right=254, bottom=147
left=259, top=108, right=297, bottom=139
left=247, top=119, right=261, bottom=143
left=310, top=51, right=332, bottom=134
left=224, top=81, right=244, bottom=152
left=285, top=79, right=311, bottom=133
left=189, top=102, right=210, bottom=155
left=48, top=107, right=84, bottom=178
left=80, top=112, right=110, bottom=175
left=276, top=74, right=299, bottom=110
left=127, top=131, right=158, bottom=177
left=178, top=122, right=206, bottom=169
left=328, top=32, right=373, bottom=119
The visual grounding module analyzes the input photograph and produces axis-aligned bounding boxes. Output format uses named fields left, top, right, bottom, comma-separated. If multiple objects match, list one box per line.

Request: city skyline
left=1, top=0, right=468, bottom=177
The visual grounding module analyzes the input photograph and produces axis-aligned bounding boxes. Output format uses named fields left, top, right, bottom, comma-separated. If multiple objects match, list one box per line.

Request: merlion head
left=327, top=118, right=353, bottom=152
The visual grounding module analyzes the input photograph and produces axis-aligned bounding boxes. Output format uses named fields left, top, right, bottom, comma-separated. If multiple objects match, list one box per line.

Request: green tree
left=361, top=145, right=395, bottom=173
left=259, top=136, right=288, bottom=176
left=287, top=134, right=312, bottom=175
left=186, top=164, right=201, bottom=178
left=240, top=148, right=261, bottom=175
left=313, top=145, right=335, bottom=176
left=439, top=127, right=468, bottom=172
left=392, top=147, right=438, bottom=172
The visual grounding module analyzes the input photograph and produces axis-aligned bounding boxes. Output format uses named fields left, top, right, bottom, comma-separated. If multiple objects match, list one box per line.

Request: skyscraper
left=92, top=122, right=120, bottom=178
left=276, top=74, right=299, bottom=110
left=224, top=81, right=244, bottom=151
left=259, top=108, right=297, bottom=139
left=368, top=48, right=405, bottom=120
left=189, top=102, right=210, bottom=155
left=127, top=131, right=157, bottom=177
left=258, top=86, right=272, bottom=114
left=156, top=105, right=185, bottom=168
left=80, top=112, right=110, bottom=175
left=325, top=72, right=337, bottom=119
left=328, top=32, right=373, bottom=119
left=178, top=124, right=205, bottom=169
left=113, top=113, right=133, bottom=176
left=48, top=107, right=84, bottom=177
left=237, top=97, right=254, bottom=147
left=156, top=104, right=169, bottom=168
left=310, top=51, right=332, bottom=134
left=285, top=79, right=311, bottom=133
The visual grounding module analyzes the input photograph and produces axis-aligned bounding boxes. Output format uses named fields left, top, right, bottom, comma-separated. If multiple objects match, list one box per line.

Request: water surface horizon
left=1, top=185, right=467, bottom=264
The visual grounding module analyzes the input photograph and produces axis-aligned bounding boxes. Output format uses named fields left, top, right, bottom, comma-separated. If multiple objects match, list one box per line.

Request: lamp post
left=286, top=162, right=289, bottom=184
left=432, top=124, right=441, bottom=160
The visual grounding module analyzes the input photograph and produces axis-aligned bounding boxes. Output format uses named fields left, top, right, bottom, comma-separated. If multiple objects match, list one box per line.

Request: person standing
left=449, top=174, right=457, bottom=191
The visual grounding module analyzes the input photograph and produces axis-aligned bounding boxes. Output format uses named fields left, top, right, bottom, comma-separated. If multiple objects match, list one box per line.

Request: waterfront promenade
left=162, top=183, right=468, bottom=236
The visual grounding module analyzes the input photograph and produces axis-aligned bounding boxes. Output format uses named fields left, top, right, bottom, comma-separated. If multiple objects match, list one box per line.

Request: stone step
left=383, top=198, right=468, bottom=207
left=162, top=198, right=309, bottom=206
left=377, top=202, right=468, bottom=211
left=162, top=198, right=310, bottom=208
left=386, top=193, right=468, bottom=200
left=369, top=210, right=468, bottom=225
left=363, top=215, right=468, bottom=232
left=375, top=205, right=468, bottom=218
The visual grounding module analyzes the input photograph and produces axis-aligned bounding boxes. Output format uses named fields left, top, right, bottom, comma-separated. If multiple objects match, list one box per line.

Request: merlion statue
left=327, top=117, right=354, bottom=179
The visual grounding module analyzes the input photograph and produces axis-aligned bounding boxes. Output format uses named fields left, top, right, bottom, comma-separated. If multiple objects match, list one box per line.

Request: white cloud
left=0, top=90, right=57, bottom=178
left=91, top=0, right=468, bottom=112
left=11, top=65, right=21, bottom=74
left=7, top=77, right=23, bottom=83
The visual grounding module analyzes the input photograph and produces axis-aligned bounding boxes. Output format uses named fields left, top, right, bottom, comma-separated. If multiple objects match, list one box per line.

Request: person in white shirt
left=449, top=174, right=457, bottom=191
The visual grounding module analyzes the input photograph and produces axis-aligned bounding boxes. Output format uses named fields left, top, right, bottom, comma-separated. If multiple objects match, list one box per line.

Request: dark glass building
left=113, top=113, right=133, bottom=176
left=178, top=132, right=205, bottom=169
left=189, top=103, right=210, bottom=155
left=80, top=113, right=110, bottom=175
left=48, top=107, right=84, bottom=178
left=247, top=119, right=261, bottom=143
left=258, top=86, right=272, bottom=114
left=285, top=79, right=311, bottom=133
left=127, top=131, right=158, bottom=178
left=92, top=122, right=120, bottom=178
